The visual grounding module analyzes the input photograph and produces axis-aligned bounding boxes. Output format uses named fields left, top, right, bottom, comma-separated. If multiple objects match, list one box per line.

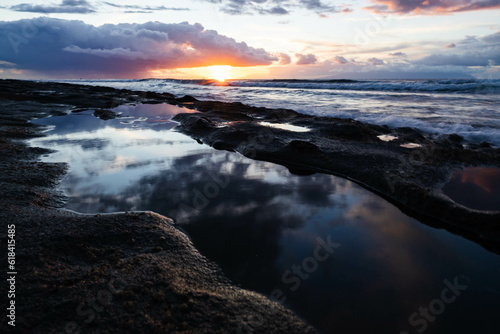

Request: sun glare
left=208, top=65, right=232, bottom=82
left=160, top=65, right=270, bottom=80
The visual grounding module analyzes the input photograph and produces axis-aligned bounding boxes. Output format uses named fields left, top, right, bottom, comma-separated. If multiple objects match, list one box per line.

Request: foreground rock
left=0, top=79, right=317, bottom=333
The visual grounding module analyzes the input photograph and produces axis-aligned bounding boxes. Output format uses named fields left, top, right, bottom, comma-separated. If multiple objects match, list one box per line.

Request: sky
left=0, top=0, right=499, bottom=79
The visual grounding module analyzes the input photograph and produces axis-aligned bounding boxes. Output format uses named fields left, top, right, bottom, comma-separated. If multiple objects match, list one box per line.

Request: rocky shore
left=0, top=79, right=317, bottom=333
left=1, top=78, right=499, bottom=333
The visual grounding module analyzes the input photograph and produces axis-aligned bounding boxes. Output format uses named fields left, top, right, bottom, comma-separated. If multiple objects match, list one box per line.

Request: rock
left=94, top=109, right=119, bottom=120
left=448, top=133, right=464, bottom=143
left=177, top=95, right=198, bottom=103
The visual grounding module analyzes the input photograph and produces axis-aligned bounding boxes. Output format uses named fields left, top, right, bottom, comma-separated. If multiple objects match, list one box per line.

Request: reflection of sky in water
left=30, top=104, right=500, bottom=334
left=442, top=167, right=500, bottom=211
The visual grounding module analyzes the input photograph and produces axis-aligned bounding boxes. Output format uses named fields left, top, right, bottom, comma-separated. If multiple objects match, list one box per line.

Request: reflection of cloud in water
left=30, top=107, right=500, bottom=334
left=31, top=103, right=194, bottom=135
left=40, top=138, right=111, bottom=151
left=443, top=167, right=500, bottom=211
left=57, top=147, right=453, bottom=332
left=56, top=145, right=500, bottom=334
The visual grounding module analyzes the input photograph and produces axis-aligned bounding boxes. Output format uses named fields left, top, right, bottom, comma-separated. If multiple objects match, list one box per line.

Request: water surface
left=443, top=167, right=500, bottom=211
left=30, top=103, right=500, bottom=334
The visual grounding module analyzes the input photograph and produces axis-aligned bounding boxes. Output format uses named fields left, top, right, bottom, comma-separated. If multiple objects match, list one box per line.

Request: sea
left=54, top=78, right=500, bottom=147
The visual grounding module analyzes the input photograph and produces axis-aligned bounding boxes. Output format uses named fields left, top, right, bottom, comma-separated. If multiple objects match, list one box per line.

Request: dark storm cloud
left=0, top=18, right=278, bottom=77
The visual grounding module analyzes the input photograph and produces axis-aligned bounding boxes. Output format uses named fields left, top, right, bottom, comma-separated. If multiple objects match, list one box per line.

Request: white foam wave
left=226, top=79, right=500, bottom=94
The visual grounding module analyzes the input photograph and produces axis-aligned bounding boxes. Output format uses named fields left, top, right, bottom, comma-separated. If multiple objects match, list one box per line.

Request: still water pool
left=30, top=103, right=500, bottom=334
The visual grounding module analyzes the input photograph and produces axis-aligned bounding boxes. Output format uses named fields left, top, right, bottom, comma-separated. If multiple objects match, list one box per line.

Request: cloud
left=364, top=0, right=500, bottom=15
left=276, top=53, right=292, bottom=65
left=0, top=18, right=278, bottom=78
left=299, top=0, right=337, bottom=13
left=10, top=0, right=95, bottom=14
left=259, top=6, right=289, bottom=15
left=268, top=58, right=475, bottom=79
left=389, top=52, right=406, bottom=57
left=63, top=46, right=150, bottom=60
left=8, top=1, right=190, bottom=14
left=333, top=55, right=349, bottom=64
left=368, top=57, right=385, bottom=65
left=482, top=31, right=500, bottom=43
left=269, top=31, right=500, bottom=79
left=415, top=53, right=494, bottom=66
left=461, top=35, right=480, bottom=44
left=203, top=0, right=339, bottom=16
left=217, top=0, right=290, bottom=15
left=295, top=53, right=318, bottom=65
left=102, top=2, right=189, bottom=13
left=0, top=60, right=16, bottom=69
left=416, top=31, right=500, bottom=67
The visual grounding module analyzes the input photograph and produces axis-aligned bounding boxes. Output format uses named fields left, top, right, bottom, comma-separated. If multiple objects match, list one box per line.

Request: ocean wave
left=132, top=78, right=500, bottom=95
left=351, top=114, right=500, bottom=147
left=57, top=78, right=500, bottom=95
left=217, top=79, right=500, bottom=94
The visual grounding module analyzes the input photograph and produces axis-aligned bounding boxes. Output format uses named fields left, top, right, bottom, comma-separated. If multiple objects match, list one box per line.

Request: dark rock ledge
left=0, top=79, right=317, bottom=334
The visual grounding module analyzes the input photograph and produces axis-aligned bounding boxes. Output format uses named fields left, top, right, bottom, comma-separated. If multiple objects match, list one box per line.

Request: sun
left=207, top=65, right=232, bottom=82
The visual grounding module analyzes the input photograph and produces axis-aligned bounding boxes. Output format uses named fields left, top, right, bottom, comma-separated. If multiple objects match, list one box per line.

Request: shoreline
left=0, top=79, right=317, bottom=333
left=1, top=78, right=499, bottom=332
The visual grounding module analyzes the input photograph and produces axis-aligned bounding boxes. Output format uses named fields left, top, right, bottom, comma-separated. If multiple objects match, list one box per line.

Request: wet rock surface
left=93, top=109, right=120, bottom=120
left=0, top=79, right=317, bottom=334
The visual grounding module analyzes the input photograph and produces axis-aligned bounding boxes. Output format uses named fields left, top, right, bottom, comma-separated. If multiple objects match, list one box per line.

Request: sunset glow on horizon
left=145, top=65, right=274, bottom=81
left=0, top=0, right=499, bottom=79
